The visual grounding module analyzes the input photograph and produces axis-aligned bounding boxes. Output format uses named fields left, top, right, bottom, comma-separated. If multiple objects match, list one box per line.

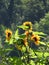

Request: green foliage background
left=0, top=0, right=49, bottom=26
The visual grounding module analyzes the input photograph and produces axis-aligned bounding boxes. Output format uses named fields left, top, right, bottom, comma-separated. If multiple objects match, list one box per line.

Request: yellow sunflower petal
left=34, top=41, right=40, bottom=45
left=23, top=38, right=28, bottom=46
left=31, top=34, right=40, bottom=45
left=25, top=31, right=29, bottom=36
left=31, top=34, right=40, bottom=41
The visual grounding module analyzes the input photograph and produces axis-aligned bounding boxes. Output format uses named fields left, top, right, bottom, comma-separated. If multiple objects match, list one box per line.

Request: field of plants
left=0, top=0, right=49, bottom=65
left=0, top=21, right=49, bottom=65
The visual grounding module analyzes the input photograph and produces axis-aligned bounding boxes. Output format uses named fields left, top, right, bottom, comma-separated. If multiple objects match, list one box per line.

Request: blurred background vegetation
left=0, top=0, right=49, bottom=40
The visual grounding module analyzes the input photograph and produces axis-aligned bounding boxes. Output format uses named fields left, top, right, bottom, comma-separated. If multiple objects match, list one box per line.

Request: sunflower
left=5, top=29, right=12, bottom=41
left=23, top=21, right=32, bottom=31
left=31, top=34, right=40, bottom=45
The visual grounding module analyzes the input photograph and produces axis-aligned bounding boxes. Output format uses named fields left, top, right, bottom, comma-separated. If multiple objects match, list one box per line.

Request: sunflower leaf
left=40, top=42, right=46, bottom=45
left=15, top=29, right=19, bottom=38
left=17, top=25, right=29, bottom=30
left=9, top=38, right=13, bottom=44
left=33, top=31, right=47, bottom=36
left=19, top=34, right=26, bottom=39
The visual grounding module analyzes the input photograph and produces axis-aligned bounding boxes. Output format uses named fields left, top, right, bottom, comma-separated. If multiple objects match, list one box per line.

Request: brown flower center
left=26, top=24, right=30, bottom=29
left=8, top=33, right=11, bottom=37
left=33, top=37, right=38, bottom=41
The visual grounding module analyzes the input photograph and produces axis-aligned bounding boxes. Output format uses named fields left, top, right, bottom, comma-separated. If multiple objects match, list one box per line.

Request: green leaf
left=47, top=42, right=49, bottom=47
left=15, top=29, right=19, bottom=38
left=35, top=52, right=43, bottom=58
left=35, top=52, right=49, bottom=58
left=5, top=48, right=13, bottom=52
left=5, top=39, right=9, bottom=43
left=44, top=53, right=49, bottom=58
left=21, top=46, right=26, bottom=52
left=9, top=38, right=13, bottom=44
left=40, top=42, right=46, bottom=45
left=30, top=60, right=35, bottom=65
left=33, top=31, right=47, bottom=36
left=29, top=48, right=37, bottom=58
left=19, top=34, right=26, bottom=39
left=17, top=25, right=29, bottom=30
left=16, top=58, right=23, bottom=65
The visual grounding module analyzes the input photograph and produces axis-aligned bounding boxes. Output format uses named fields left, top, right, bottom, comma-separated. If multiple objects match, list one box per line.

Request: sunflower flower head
left=5, top=29, right=12, bottom=41
left=31, top=34, right=40, bottom=45
left=23, top=21, right=32, bottom=31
